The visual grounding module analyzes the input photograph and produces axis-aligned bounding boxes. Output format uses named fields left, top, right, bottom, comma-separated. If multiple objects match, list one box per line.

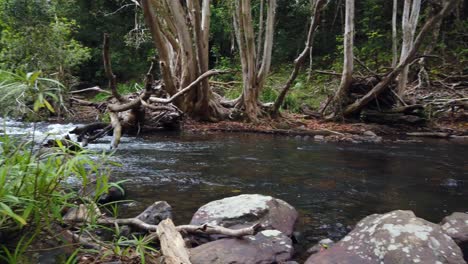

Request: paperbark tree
left=392, top=0, right=399, bottom=68
left=141, top=0, right=227, bottom=121
left=397, top=0, right=422, bottom=97
left=331, top=0, right=355, bottom=117
left=233, top=0, right=277, bottom=122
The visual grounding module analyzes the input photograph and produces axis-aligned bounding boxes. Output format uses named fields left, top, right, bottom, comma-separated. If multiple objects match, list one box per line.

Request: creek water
left=3, top=119, right=468, bottom=261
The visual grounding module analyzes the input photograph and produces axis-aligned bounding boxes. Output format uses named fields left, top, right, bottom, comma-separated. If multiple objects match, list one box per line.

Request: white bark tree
left=331, top=0, right=355, bottom=116
left=141, top=0, right=227, bottom=121
left=397, top=0, right=421, bottom=97
left=233, top=0, right=277, bottom=122
left=392, top=0, right=399, bottom=68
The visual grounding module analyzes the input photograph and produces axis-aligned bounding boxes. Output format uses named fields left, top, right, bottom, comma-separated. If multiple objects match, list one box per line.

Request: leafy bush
left=0, top=70, right=67, bottom=119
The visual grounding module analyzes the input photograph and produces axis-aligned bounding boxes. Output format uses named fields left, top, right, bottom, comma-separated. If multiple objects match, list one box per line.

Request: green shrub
left=0, top=130, right=112, bottom=261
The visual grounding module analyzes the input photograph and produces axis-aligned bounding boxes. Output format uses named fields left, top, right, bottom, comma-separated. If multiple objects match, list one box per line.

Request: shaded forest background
left=0, top=0, right=466, bottom=115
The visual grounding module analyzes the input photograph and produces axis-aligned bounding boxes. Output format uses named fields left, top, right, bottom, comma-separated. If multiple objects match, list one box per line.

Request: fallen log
left=361, top=110, right=425, bottom=125
left=157, top=219, right=192, bottom=264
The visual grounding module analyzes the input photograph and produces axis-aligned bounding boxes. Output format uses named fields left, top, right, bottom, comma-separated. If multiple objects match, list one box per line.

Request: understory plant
left=0, top=70, right=67, bottom=119
left=0, top=129, right=112, bottom=263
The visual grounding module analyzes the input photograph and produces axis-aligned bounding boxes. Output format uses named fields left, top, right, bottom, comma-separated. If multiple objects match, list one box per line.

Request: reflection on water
left=3, top=119, right=467, bottom=260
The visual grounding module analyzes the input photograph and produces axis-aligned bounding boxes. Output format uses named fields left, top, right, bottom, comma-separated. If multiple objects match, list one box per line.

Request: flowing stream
left=3, top=119, right=468, bottom=261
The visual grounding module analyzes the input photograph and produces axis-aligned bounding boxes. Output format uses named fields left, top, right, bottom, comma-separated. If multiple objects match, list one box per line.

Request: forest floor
left=183, top=113, right=467, bottom=143
left=64, top=103, right=467, bottom=144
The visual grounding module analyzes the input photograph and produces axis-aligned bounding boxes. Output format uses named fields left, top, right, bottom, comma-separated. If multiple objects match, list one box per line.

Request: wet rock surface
left=305, top=210, right=466, bottom=264
left=190, top=230, right=294, bottom=264
left=135, top=201, right=172, bottom=225
left=190, top=194, right=298, bottom=236
left=441, top=212, right=468, bottom=244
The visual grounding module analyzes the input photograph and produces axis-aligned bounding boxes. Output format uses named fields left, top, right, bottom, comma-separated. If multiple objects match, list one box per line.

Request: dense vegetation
left=0, top=0, right=465, bottom=118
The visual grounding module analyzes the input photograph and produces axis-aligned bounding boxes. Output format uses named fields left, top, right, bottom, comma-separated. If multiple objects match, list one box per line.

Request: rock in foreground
left=441, top=212, right=468, bottom=244
left=305, top=210, right=465, bottom=264
left=190, top=230, right=293, bottom=264
left=190, top=194, right=298, bottom=236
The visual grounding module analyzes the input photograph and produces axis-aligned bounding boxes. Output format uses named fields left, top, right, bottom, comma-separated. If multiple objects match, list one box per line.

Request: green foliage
left=0, top=129, right=113, bottom=260
left=0, top=70, right=67, bottom=118
left=0, top=1, right=91, bottom=85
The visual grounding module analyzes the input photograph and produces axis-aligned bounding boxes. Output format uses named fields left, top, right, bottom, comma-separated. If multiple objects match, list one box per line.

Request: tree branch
left=149, top=70, right=226, bottom=104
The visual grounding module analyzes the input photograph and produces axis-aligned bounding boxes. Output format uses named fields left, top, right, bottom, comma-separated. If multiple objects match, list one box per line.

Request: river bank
left=57, top=102, right=468, bottom=145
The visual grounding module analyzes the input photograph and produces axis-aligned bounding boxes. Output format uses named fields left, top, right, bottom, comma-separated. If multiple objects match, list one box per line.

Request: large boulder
left=190, top=230, right=293, bottom=264
left=441, top=212, right=468, bottom=244
left=190, top=194, right=298, bottom=236
left=305, top=210, right=465, bottom=264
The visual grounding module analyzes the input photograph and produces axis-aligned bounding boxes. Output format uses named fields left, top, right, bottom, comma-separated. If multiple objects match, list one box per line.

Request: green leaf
left=26, top=71, right=42, bottom=85
left=43, top=99, right=55, bottom=113
left=0, top=202, right=27, bottom=226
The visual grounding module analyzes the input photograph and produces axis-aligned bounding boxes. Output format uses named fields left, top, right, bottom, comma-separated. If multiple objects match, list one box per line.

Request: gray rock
left=305, top=210, right=465, bottom=264
left=136, top=201, right=172, bottom=225
left=441, top=212, right=468, bottom=244
left=364, top=130, right=377, bottom=137
left=190, top=194, right=298, bottom=236
left=190, top=230, right=294, bottom=264
left=314, top=135, right=325, bottom=142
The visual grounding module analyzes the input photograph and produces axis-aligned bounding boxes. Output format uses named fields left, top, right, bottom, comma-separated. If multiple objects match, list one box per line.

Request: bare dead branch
left=109, top=112, right=122, bottom=149
left=272, top=0, right=328, bottom=116
left=149, top=70, right=226, bottom=104
left=70, top=87, right=111, bottom=95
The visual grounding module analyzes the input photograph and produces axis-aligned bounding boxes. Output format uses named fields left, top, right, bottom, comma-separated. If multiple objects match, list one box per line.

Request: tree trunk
left=343, top=0, right=459, bottom=116
left=397, top=0, right=421, bottom=97
left=331, top=0, right=355, bottom=116
left=234, top=0, right=277, bottom=122
left=141, top=0, right=227, bottom=121
left=392, top=0, right=398, bottom=68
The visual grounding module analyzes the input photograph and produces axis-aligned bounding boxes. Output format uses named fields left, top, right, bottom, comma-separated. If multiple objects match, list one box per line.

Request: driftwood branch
left=150, top=70, right=226, bottom=104
left=94, top=217, right=260, bottom=238
left=109, top=112, right=122, bottom=149
left=70, top=86, right=111, bottom=95
left=177, top=223, right=261, bottom=237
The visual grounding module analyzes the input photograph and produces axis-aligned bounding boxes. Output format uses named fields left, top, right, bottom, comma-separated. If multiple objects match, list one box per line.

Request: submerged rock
left=440, top=178, right=463, bottom=190
left=441, top=212, right=468, bottom=244
left=305, top=210, right=465, bottom=264
left=190, top=194, right=298, bottom=236
left=190, top=230, right=293, bottom=264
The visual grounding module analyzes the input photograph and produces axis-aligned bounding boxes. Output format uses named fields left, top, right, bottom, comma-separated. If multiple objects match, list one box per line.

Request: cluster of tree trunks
left=326, top=0, right=461, bottom=123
